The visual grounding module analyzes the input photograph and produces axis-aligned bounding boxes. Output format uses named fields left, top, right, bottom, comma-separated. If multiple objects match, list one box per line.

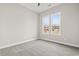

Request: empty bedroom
left=0, top=3, right=79, bottom=56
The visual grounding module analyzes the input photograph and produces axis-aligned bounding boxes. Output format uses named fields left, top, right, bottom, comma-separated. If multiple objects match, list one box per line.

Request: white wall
left=0, top=4, right=38, bottom=48
left=39, top=4, right=79, bottom=47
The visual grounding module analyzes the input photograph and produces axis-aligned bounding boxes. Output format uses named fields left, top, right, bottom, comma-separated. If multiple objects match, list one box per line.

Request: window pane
left=42, top=15, right=49, bottom=34
left=51, top=12, right=61, bottom=35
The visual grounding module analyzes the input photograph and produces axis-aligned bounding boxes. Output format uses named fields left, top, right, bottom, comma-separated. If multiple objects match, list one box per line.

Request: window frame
left=50, top=12, right=61, bottom=35
left=40, top=14, right=50, bottom=35
left=40, top=12, right=61, bottom=36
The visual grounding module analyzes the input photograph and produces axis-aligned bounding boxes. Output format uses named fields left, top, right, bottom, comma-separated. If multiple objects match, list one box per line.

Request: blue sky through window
left=51, top=14, right=60, bottom=25
left=42, top=13, right=60, bottom=26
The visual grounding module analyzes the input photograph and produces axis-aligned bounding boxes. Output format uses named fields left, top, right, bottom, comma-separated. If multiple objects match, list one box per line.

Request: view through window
left=42, top=15, right=49, bottom=34
left=51, top=12, right=61, bottom=35
left=41, top=12, right=61, bottom=35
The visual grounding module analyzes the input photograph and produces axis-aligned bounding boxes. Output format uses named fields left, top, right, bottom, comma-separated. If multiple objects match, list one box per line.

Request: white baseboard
left=0, top=37, right=37, bottom=50
left=39, top=37, right=79, bottom=48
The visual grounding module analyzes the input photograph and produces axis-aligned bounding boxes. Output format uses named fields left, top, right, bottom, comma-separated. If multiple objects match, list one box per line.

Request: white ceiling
left=20, top=3, right=61, bottom=13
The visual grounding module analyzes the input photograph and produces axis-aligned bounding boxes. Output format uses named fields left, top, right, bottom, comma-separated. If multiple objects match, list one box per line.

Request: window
left=41, top=12, right=61, bottom=35
left=42, top=15, right=49, bottom=34
left=51, top=12, right=61, bottom=35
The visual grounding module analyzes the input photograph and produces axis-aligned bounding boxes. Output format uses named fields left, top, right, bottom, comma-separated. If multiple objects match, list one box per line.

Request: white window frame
left=40, top=12, right=61, bottom=35
left=50, top=12, right=61, bottom=35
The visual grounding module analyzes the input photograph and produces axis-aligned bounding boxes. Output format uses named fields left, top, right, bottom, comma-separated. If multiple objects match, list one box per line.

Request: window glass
left=42, top=15, right=49, bottom=34
left=51, top=12, right=61, bottom=35
left=41, top=12, right=61, bottom=35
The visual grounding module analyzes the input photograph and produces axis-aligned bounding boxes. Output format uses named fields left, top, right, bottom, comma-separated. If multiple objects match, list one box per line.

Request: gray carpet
left=0, top=39, right=79, bottom=56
